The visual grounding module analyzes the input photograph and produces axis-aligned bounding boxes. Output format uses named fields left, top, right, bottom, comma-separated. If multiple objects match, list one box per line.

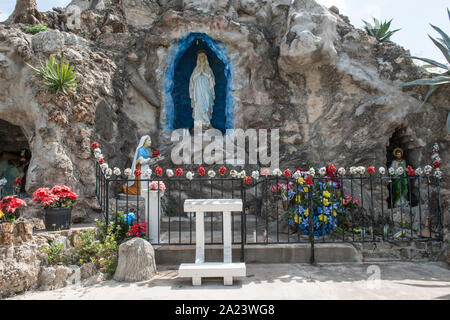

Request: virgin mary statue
left=189, top=50, right=215, bottom=127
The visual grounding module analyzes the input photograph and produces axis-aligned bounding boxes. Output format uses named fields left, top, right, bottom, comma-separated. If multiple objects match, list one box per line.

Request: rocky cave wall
left=0, top=0, right=448, bottom=227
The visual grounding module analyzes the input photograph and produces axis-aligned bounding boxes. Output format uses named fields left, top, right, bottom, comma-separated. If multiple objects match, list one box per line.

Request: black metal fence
left=95, top=163, right=444, bottom=259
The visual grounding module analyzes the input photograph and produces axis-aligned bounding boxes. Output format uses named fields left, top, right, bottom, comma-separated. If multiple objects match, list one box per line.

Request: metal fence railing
left=95, top=163, right=444, bottom=260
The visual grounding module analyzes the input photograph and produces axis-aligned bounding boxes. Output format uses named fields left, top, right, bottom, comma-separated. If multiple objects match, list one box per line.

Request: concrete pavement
left=10, top=262, right=450, bottom=300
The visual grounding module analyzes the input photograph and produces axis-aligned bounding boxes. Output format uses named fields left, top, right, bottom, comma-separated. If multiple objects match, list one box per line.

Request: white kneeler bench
left=178, top=199, right=246, bottom=286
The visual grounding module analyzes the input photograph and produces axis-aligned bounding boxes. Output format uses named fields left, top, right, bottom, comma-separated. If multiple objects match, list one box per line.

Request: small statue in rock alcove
left=389, top=147, right=409, bottom=207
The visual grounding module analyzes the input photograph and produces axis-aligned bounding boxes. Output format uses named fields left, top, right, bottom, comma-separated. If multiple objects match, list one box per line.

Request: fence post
left=105, top=179, right=109, bottom=225
left=240, top=179, right=245, bottom=262
left=308, top=186, right=315, bottom=264
left=436, top=178, right=443, bottom=240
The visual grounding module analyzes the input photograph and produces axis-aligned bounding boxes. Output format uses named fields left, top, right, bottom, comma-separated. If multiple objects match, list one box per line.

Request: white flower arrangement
left=94, top=148, right=102, bottom=155
left=338, top=167, right=346, bottom=175
left=113, top=167, right=121, bottom=176
left=166, top=169, right=174, bottom=178
left=251, top=170, right=260, bottom=180
left=432, top=143, right=439, bottom=153
left=434, top=168, right=442, bottom=179
left=396, top=167, right=404, bottom=175
left=230, top=170, right=238, bottom=178
left=100, top=163, right=109, bottom=172
left=208, top=170, right=216, bottom=178
left=388, top=167, right=395, bottom=175
left=105, top=168, right=112, bottom=179
left=0, top=178, right=7, bottom=186
left=357, top=166, right=365, bottom=175
left=144, top=168, right=152, bottom=178
left=124, top=168, right=132, bottom=177
left=349, top=167, right=356, bottom=175
left=186, top=171, right=194, bottom=180
left=379, top=167, right=386, bottom=175
left=95, top=153, right=104, bottom=161
left=424, top=165, right=433, bottom=175
left=308, top=168, right=315, bottom=177
left=272, top=168, right=282, bottom=176
left=415, top=167, right=423, bottom=176
left=292, top=170, right=302, bottom=180
left=239, top=170, right=246, bottom=179
left=318, top=167, right=326, bottom=176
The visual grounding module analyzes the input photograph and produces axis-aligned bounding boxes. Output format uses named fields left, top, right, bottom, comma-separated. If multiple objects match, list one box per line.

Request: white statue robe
left=189, top=62, right=215, bottom=127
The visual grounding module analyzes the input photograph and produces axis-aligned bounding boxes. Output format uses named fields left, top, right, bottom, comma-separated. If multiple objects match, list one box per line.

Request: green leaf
left=430, top=24, right=450, bottom=51
left=429, top=35, right=450, bottom=64
left=402, top=75, right=450, bottom=86
left=447, top=112, right=450, bottom=135
left=408, top=56, right=449, bottom=70
left=419, top=85, right=440, bottom=109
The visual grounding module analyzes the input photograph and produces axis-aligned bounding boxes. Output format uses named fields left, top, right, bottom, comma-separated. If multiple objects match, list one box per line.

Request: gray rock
left=66, top=265, right=81, bottom=286
left=80, top=262, right=97, bottom=279
left=39, top=266, right=56, bottom=291
left=114, top=238, right=156, bottom=282
left=31, top=30, right=65, bottom=54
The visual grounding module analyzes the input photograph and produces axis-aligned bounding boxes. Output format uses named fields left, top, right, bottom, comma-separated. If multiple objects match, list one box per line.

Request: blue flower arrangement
left=123, top=212, right=136, bottom=225
left=283, top=177, right=347, bottom=238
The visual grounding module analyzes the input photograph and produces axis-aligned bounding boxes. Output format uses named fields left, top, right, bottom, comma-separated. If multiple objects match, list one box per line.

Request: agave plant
left=401, top=9, right=450, bottom=133
left=362, top=17, right=400, bottom=42
left=27, top=56, right=79, bottom=95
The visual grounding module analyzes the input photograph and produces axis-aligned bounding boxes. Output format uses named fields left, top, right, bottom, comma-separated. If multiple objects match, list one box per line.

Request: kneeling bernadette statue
left=121, top=135, right=163, bottom=195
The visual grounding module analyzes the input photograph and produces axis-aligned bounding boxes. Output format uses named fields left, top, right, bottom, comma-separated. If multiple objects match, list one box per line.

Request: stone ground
left=9, top=262, right=450, bottom=300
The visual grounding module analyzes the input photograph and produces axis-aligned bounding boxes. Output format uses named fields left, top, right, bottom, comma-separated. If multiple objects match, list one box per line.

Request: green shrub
left=362, top=17, right=400, bottom=42
left=41, top=241, right=65, bottom=265
left=27, top=56, right=79, bottom=95
left=25, top=24, right=50, bottom=35
left=74, top=221, right=120, bottom=277
left=401, top=8, right=450, bottom=133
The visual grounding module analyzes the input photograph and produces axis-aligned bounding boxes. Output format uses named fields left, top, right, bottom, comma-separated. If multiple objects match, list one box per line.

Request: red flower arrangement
left=327, top=165, right=337, bottom=173
left=175, top=168, right=183, bottom=176
left=153, top=150, right=160, bottom=158
left=134, top=169, right=142, bottom=178
left=244, top=176, right=252, bottom=184
left=366, top=167, right=375, bottom=175
left=219, top=166, right=227, bottom=176
left=0, top=195, right=27, bottom=222
left=32, top=185, right=78, bottom=209
left=155, top=166, right=163, bottom=176
left=91, top=142, right=99, bottom=149
left=198, top=167, right=206, bottom=176
left=126, top=221, right=148, bottom=238
left=284, top=169, right=291, bottom=178
left=98, top=158, right=104, bottom=165
left=407, top=165, right=415, bottom=176
left=13, top=177, right=23, bottom=185
left=304, top=176, right=313, bottom=186
left=433, top=161, right=441, bottom=169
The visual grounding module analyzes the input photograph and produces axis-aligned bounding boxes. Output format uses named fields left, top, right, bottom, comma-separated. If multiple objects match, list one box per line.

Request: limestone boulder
left=31, top=30, right=65, bottom=54
left=114, top=237, right=156, bottom=282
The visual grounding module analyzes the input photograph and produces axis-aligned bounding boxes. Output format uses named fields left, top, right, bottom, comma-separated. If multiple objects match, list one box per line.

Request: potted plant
left=0, top=195, right=27, bottom=223
left=32, top=185, right=78, bottom=231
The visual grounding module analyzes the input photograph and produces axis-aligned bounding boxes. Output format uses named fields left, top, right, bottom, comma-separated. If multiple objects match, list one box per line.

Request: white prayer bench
left=178, top=199, right=246, bottom=286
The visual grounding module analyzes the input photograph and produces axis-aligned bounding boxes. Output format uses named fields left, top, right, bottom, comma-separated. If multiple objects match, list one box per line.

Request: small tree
left=10, top=0, right=42, bottom=24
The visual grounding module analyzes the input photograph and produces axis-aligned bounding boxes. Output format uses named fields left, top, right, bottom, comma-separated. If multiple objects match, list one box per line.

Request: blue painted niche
left=164, top=33, right=233, bottom=134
